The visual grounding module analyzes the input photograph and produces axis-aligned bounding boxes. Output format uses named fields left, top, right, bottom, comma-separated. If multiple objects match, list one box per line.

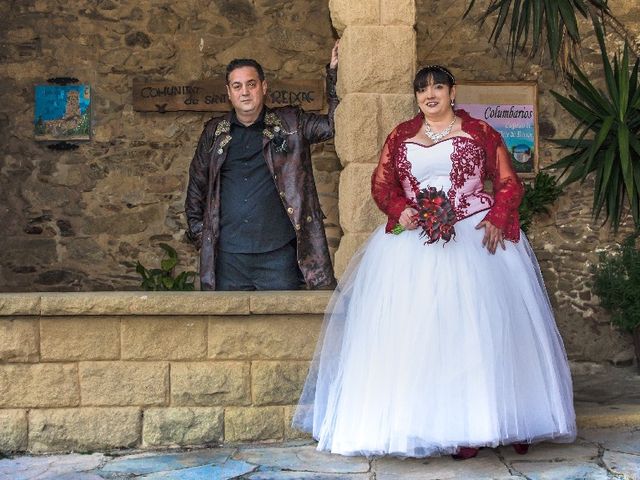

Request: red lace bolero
left=371, top=109, right=524, bottom=242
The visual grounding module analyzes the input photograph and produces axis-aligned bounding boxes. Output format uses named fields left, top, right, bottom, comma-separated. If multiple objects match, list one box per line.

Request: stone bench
left=0, top=291, right=330, bottom=453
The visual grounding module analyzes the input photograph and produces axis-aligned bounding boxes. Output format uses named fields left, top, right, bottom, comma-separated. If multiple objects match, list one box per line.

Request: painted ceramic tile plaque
left=456, top=82, right=538, bottom=176
left=34, top=85, right=91, bottom=141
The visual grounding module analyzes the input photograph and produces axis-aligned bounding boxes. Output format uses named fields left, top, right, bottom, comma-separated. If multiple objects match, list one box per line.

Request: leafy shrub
left=592, top=234, right=640, bottom=332
left=136, top=243, right=196, bottom=291
left=519, top=171, right=564, bottom=234
left=549, top=26, right=640, bottom=232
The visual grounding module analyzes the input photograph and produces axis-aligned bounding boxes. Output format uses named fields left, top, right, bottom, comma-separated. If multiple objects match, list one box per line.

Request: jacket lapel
left=211, top=110, right=235, bottom=172
left=262, top=107, right=276, bottom=175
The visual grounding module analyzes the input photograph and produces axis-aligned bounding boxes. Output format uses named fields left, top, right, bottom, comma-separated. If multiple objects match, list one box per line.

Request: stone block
left=375, top=449, right=513, bottom=478
left=235, top=444, right=370, bottom=473
left=576, top=403, right=640, bottom=429
left=252, top=361, right=310, bottom=406
left=39, top=292, right=251, bottom=316
left=208, top=316, right=321, bottom=360
left=3, top=238, right=57, bottom=267
left=249, top=291, right=331, bottom=315
left=512, top=460, right=608, bottom=480
left=40, top=317, right=120, bottom=361
left=79, top=362, right=168, bottom=406
left=142, top=407, right=224, bottom=446
left=499, top=440, right=598, bottom=462
left=334, top=233, right=376, bottom=279
left=334, top=93, right=417, bottom=166
left=216, top=38, right=284, bottom=72
left=381, top=0, right=416, bottom=26
left=171, top=362, right=250, bottom=406
left=29, top=408, right=141, bottom=453
left=0, top=453, right=105, bottom=477
left=0, top=364, right=79, bottom=408
left=338, top=26, right=416, bottom=95
left=329, top=0, right=379, bottom=34
left=97, top=449, right=237, bottom=477
left=0, top=409, right=28, bottom=452
left=339, top=164, right=387, bottom=234
left=378, top=94, right=418, bottom=145
left=581, top=427, right=640, bottom=455
left=0, top=317, right=39, bottom=362
left=224, top=407, right=284, bottom=442
left=284, top=405, right=312, bottom=440
left=334, top=94, right=381, bottom=165
left=603, top=451, right=640, bottom=479
left=83, top=206, right=165, bottom=235
left=0, top=294, right=41, bottom=315
left=121, top=316, right=206, bottom=360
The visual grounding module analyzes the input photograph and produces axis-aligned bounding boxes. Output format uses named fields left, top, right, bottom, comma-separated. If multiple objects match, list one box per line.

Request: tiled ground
left=0, top=428, right=638, bottom=480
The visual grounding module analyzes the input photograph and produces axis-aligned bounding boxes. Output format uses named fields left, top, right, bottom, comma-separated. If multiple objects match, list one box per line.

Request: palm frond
left=463, top=0, right=610, bottom=73
left=549, top=24, right=640, bottom=232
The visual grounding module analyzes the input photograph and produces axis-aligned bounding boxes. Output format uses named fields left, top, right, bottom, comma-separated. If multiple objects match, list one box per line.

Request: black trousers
left=215, top=240, right=303, bottom=291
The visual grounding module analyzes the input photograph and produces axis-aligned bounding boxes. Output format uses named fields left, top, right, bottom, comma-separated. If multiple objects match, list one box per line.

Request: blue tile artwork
left=34, top=84, right=91, bottom=141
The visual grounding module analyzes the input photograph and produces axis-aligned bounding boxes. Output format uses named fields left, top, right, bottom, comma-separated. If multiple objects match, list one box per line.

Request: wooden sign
left=132, top=79, right=324, bottom=113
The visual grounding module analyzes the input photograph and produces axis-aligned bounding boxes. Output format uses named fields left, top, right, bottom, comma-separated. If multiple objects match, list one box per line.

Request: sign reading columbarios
left=460, top=103, right=535, bottom=174
left=456, top=82, right=539, bottom=176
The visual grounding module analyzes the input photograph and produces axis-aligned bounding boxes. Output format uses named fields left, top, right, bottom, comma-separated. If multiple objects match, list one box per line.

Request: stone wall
left=0, top=0, right=340, bottom=292
left=0, top=291, right=327, bottom=453
left=411, top=0, right=640, bottom=363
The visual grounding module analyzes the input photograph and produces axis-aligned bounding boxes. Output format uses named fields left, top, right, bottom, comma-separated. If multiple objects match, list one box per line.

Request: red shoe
left=451, top=447, right=479, bottom=460
left=512, top=443, right=529, bottom=455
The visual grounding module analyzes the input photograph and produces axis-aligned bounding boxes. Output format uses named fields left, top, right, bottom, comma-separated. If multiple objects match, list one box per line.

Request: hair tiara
left=420, top=65, right=456, bottom=85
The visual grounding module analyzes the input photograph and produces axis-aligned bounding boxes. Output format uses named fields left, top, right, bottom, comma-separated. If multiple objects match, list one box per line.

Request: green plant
left=592, top=233, right=640, bottom=332
left=136, top=243, right=196, bottom=291
left=463, top=0, right=609, bottom=72
left=519, top=171, right=564, bottom=233
left=548, top=26, right=640, bottom=232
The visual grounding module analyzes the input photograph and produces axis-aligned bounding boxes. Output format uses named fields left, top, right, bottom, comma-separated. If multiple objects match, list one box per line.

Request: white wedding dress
left=293, top=139, right=577, bottom=457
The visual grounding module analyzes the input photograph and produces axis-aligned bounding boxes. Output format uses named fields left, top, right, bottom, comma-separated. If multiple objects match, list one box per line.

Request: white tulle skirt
left=293, top=211, right=576, bottom=457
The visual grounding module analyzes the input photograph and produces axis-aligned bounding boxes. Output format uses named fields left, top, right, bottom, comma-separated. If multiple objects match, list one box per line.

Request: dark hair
left=413, top=65, right=456, bottom=92
left=225, top=59, right=265, bottom=84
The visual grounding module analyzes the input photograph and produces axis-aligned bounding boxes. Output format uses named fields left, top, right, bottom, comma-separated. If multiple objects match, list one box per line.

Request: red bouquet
left=393, top=187, right=456, bottom=245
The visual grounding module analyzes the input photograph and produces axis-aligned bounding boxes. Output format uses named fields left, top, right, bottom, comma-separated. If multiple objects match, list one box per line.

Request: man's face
left=226, top=66, right=267, bottom=119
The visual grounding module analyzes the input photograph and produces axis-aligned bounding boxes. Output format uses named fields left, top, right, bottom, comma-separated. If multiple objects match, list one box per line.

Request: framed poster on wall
left=456, top=82, right=538, bottom=177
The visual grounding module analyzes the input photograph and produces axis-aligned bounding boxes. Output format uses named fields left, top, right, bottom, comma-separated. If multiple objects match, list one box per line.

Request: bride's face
left=415, top=82, right=456, bottom=120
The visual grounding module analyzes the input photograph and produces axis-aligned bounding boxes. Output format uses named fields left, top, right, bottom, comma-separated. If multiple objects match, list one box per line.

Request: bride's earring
left=450, top=99, right=455, bottom=107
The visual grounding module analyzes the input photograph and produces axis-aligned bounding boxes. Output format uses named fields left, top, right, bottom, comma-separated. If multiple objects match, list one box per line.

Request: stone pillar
left=330, top=0, right=417, bottom=276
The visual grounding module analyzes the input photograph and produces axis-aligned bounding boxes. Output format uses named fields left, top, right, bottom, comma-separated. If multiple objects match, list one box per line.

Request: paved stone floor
left=0, top=428, right=638, bottom=480
left=1, top=365, right=639, bottom=480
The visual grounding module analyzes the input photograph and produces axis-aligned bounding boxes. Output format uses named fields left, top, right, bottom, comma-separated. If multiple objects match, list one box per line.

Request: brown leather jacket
left=185, top=67, right=338, bottom=290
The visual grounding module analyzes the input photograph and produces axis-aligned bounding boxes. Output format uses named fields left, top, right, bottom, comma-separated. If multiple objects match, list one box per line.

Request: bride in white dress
left=293, top=65, right=576, bottom=459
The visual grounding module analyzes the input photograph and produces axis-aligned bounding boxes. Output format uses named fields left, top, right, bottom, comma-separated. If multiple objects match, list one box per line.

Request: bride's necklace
left=424, top=116, right=456, bottom=142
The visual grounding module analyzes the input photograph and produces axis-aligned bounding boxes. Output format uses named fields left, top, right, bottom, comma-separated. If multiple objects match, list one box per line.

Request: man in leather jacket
left=185, top=42, right=339, bottom=291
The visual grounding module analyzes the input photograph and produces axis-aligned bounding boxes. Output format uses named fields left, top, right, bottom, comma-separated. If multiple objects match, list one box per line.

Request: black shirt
left=218, top=110, right=296, bottom=253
